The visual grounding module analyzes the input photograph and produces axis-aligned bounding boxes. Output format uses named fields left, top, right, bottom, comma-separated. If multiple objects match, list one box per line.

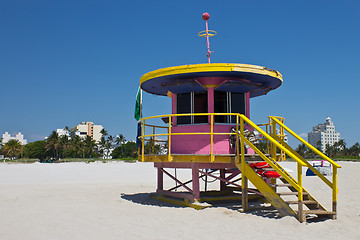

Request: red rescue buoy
left=250, top=162, right=270, bottom=169
left=258, top=170, right=280, bottom=178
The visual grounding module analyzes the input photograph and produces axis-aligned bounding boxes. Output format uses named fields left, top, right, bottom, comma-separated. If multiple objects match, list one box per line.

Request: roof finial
left=198, top=12, right=217, bottom=63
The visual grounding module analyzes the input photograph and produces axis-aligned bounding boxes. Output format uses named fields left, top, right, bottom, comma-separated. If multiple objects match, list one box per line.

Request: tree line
left=0, top=128, right=138, bottom=161
left=295, top=139, right=360, bottom=159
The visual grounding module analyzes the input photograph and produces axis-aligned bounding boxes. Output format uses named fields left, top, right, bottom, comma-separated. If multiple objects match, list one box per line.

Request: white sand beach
left=0, top=161, right=359, bottom=240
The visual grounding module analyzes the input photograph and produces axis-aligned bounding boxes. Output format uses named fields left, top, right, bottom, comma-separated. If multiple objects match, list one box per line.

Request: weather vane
left=198, top=12, right=217, bottom=63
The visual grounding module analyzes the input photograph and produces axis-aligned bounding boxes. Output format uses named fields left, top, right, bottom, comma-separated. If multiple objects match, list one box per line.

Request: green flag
left=134, top=87, right=142, bottom=121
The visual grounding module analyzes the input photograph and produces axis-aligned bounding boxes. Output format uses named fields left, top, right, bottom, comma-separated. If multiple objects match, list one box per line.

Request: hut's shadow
left=120, top=192, right=185, bottom=208
left=121, top=192, right=280, bottom=218
left=120, top=192, right=331, bottom=222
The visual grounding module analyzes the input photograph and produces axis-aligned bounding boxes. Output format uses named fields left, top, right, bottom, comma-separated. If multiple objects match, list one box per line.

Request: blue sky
left=1, top=0, right=359, bottom=148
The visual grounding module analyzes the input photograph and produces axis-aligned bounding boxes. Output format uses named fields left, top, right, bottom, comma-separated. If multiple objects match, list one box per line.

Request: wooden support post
left=192, top=163, right=200, bottom=201
left=157, top=167, right=163, bottom=191
left=220, top=169, right=226, bottom=191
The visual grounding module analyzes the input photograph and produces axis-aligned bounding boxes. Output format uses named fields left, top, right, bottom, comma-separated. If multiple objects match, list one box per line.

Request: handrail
left=270, top=116, right=341, bottom=169
left=239, top=115, right=306, bottom=167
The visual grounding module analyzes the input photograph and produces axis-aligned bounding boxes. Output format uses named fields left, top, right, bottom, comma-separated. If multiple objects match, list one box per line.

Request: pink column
left=207, top=87, right=214, bottom=123
left=172, top=93, right=177, bottom=126
left=245, top=92, right=250, bottom=119
left=192, top=163, right=200, bottom=200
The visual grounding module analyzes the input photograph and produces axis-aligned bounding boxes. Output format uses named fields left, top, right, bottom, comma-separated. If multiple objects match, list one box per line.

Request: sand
left=0, top=161, right=359, bottom=240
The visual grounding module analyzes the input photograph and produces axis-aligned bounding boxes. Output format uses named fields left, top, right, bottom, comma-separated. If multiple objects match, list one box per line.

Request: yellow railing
left=269, top=116, right=341, bottom=207
left=138, top=113, right=340, bottom=213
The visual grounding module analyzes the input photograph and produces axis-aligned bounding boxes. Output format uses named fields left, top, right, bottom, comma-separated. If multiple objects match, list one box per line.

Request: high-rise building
left=70, top=122, right=103, bottom=142
left=1, top=132, right=27, bottom=145
left=308, top=116, right=340, bottom=152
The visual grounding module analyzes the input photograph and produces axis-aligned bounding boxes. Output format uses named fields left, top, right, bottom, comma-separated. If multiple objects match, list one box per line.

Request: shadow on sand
left=120, top=192, right=185, bottom=208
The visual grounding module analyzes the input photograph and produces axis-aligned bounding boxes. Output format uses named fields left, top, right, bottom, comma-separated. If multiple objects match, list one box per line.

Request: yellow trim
left=140, top=63, right=283, bottom=86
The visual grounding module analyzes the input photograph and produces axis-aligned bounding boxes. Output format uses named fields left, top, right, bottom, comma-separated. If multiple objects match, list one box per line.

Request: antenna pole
left=198, top=12, right=216, bottom=64
left=205, top=17, right=211, bottom=63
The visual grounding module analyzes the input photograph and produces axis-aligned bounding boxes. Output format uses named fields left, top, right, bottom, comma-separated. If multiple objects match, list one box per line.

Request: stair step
left=269, top=183, right=292, bottom=187
left=297, top=210, right=336, bottom=215
left=286, top=200, right=317, bottom=205
left=277, top=192, right=309, bottom=196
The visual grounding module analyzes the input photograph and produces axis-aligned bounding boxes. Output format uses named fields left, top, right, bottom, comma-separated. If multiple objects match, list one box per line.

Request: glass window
left=177, top=93, right=191, bottom=124
left=176, top=92, right=207, bottom=125
left=214, top=91, right=245, bottom=123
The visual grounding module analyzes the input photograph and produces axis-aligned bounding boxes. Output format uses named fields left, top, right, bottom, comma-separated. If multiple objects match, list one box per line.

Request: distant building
left=308, top=116, right=340, bottom=152
left=56, top=129, right=69, bottom=138
left=70, top=122, right=103, bottom=142
left=1, top=132, right=27, bottom=145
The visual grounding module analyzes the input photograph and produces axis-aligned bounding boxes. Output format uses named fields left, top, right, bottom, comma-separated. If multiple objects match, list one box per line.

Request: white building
left=1, top=132, right=27, bottom=145
left=56, top=129, right=69, bottom=138
left=308, top=116, right=340, bottom=152
left=70, top=122, right=103, bottom=142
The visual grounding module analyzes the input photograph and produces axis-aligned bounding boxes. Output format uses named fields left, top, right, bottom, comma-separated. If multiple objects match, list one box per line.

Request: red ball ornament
left=202, top=12, right=210, bottom=21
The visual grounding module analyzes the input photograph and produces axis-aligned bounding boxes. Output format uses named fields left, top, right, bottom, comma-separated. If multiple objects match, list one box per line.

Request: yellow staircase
left=235, top=115, right=340, bottom=222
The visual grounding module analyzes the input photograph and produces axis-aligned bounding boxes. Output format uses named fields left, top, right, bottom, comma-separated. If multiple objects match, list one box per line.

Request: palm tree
left=83, top=136, right=96, bottom=158
left=349, top=142, right=360, bottom=157
left=59, top=135, right=70, bottom=159
left=100, top=128, right=108, bottom=138
left=70, top=135, right=82, bottom=158
left=45, top=131, right=60, bottom=160
left=2, top=140, right=22, bottom=160
left=115, top=134, right=125, bottom=146
left=98, top=136, right=107, bottom=159
left=115, top=134, right=126, bottom=154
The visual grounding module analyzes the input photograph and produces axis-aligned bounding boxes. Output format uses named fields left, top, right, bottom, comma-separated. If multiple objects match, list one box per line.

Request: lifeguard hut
left=136, top=13, right=340, bottom=222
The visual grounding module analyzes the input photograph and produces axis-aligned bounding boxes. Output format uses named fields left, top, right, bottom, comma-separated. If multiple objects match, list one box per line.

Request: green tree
left=348, top=142, right=360, bottom=157
left=45, top=131, right=60, bottom=160
left=111, top=141, right=137, bottom=159
left=115, top=134, right=126, bottom=154
left=144, top=137, right=161, bottom=154
left=2, top=140, right=22, bottom=159
left=59, top=135, right=70, bottom=159
left=83, top=135, right=97, bottom=158
left=69, top=135, right=82, bottom=158
left=295, top=143, right=308, bottom=158
left=325, top=143, right=336, bottom=158
left=23, top=140, right=49, bottom=161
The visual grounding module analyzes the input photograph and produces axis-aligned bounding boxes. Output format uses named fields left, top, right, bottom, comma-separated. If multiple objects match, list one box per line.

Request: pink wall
left=171, top=124, right=254, bottom=154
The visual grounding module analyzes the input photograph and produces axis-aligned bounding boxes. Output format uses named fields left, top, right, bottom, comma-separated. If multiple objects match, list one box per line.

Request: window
left=177, top=92, right=207, bottom=125
left=214, top=91, right=245, bottom=123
